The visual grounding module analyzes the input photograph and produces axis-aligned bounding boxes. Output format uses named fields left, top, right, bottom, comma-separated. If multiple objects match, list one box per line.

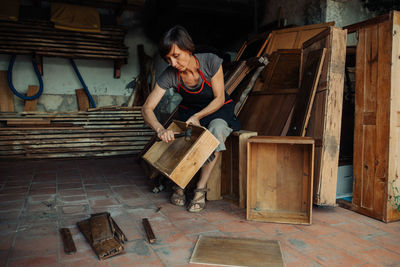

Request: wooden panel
left=24, top=85, right=39, bottom=111
left=221, top=130, right=257, bottom=208
left=253, top=49, right=301, bottom=92
left=350, top=11, right=400, bottom=222
left=142, top=121, right=219, bottom=189
left=75, top=88, right=89, bottom=111
left=265, top=22, right=334, bottom=55
left=288, top=48, right=326, bottom=136
left=247, top=136, right=314, bottom=225
left=190, top=235, right=285, bottom=267
left=206, top=155, right=222, bottom=201
left=302, top=27, right=347, bottom=206
left=0, top=71, right=14, bottom=112
left=238, top=92, right=296, bottom=136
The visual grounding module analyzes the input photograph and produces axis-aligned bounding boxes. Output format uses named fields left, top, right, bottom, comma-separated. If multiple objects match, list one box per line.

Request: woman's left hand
left=186, top=115, right=200, bottom=127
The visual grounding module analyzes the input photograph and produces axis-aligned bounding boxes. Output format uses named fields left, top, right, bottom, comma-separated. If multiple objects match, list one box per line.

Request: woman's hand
left=157, top=128, right=176, bottom=143
left=186, top=115, right=200, bottom=127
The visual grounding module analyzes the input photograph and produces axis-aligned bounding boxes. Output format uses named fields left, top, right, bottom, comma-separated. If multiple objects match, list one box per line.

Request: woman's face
left=165, top=44, right=191, bottom=72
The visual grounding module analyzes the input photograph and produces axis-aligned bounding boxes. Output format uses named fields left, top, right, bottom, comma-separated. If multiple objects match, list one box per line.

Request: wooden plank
left=287, top=48, right=326, bottom=136
left=206, top=155, right=222, bottom=201
left=0, top=71, right=14, bottom=112
left=387, top=11, right=400, bottom=222
left=142, top=218, right=156, bottom=244
left=247, top=136, right=314, bottom=225
left=75, top=88, right=90, bottom=111
left=24, top=85, right=39, bottom=111
left=190, top=235, right=285, bottom=267
left=302, top=27, right=347, bottom=206
left=60, top=228, right=77, bottom=255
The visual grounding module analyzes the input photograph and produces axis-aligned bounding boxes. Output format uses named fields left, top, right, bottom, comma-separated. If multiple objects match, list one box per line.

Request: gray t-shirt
left=157, top=53, right=223, bottom=91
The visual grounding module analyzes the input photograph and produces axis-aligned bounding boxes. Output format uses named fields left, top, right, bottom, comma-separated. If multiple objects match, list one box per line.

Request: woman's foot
left=187, top=188, right=208, bottom=212
left=170, top=186, right=185, bottom=206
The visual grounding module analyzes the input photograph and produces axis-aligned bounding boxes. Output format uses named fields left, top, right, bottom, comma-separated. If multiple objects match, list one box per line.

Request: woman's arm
left=142, top=84, right=176, bottom=142
left=186, top=65, right=225, bottom=126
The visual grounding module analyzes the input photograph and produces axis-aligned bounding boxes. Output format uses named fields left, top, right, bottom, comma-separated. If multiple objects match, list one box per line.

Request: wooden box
left=142, top=121, right=219, bottom=189
left=343, top=11, right=400, bottom=222
left=221, top=130, right=258, bottom=208
left=247, top=136, right=314, bottom=225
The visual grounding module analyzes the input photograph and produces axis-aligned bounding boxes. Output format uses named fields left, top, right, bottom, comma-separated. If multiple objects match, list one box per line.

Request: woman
left=142, top=25, right=240, bottom=212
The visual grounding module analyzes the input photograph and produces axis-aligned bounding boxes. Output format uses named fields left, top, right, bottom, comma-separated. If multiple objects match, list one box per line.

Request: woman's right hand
left=157, top=128, right=175, bottom=143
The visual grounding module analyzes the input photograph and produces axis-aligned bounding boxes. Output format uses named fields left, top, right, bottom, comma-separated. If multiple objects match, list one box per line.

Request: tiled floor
left=0, top=156, right=399, bottom=267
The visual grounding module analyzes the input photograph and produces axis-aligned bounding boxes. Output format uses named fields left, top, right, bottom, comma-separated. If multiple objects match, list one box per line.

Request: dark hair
left=159, top=25, right=195, bottom=59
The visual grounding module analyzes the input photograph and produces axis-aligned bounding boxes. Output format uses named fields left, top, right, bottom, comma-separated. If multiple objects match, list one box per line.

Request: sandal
left=187, top=188, right=209, bottom=213
left=170, top=186, right=185, bottom=206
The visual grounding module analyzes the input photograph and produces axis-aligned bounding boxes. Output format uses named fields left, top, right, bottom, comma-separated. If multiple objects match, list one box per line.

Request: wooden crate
left=247, top=136, right=314, bottom=225
left=221, top=130, right=257, bottom=208
left=142, top=121, right=219, bottom=189
left=302, top=26, right=347, bottom=206
left=343, top=11, right=400, bottom=222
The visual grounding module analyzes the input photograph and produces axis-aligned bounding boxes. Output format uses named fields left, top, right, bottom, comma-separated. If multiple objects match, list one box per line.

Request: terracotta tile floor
left=0, top=156, right=399, bottom=267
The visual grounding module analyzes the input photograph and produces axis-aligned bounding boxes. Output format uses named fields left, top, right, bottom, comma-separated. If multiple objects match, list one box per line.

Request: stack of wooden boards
left=0, top=107, right=153, bottom=159
left=0, top=19, right=128, bottom=61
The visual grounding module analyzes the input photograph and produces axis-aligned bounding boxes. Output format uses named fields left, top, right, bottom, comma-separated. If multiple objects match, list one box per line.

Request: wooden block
left=142, top=120, right=219, bottom=189
left=142, top=218, right=156, bottom=244
left=24, top=85, right=39, bottom=111
left=247, top=136, right=314, bottom=225
left=0, top=71, right=14, bottom=112
left=190, top=235, right=285, bottom=267
left=60, top=228, right=77, bottom=254
left=75, top=88, right=89, bottom=111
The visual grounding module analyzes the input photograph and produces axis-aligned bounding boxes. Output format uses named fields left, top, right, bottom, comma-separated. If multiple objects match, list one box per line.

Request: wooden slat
left=24, top=85, right=39, bottom=111
left=0, top=71, right=14, bottom=112
left=288, top=48, right=326, bottom=136
left=75, top=88, right=90, bottom=111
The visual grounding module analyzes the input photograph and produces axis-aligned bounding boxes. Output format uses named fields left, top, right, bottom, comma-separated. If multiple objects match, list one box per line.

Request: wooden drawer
left=247, top=136, right=314, bottom=225
left=142, top=121, right=219, bottom=189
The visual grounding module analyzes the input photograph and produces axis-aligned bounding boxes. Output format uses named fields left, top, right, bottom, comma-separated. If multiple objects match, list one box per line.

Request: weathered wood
left=24, top=85, right=39, bottom=111
left=75, top=89, right=89, bottom=111
left=302, top=27, right=347, bottom=206
left=287, top=48, right=326, bottom=136
left=264, top=22, right=335, bottom=55
left=221, top=130, right=257, bottom=208
left=142, top=218, right=156, bottom=244
left=60, top=228, right=77, bottom=255
left=190, top=236, right=285, bottom=267
left=0, top=71, right=14, bottom=112
left=0, top=110, right=153, bottom=159
left=351, top=11, right=400, bottom=222
left=206, top=155, right=222, bottom=201
left=247, top=136, right=314, bottom=225
left=142, top=121, right=219, bottom=189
